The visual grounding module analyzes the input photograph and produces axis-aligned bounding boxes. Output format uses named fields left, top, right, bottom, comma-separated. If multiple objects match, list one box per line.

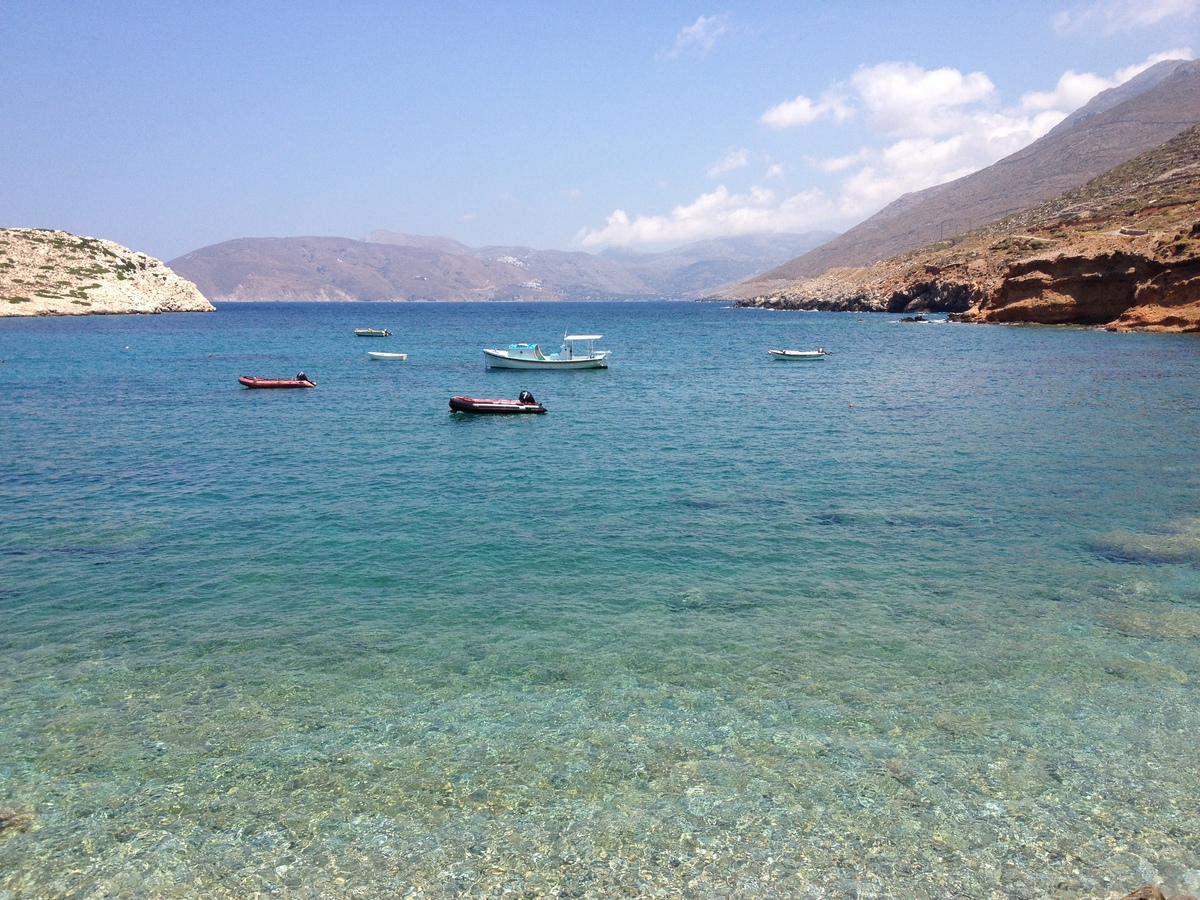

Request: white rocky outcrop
left=0, top=228, right=214, bottom=316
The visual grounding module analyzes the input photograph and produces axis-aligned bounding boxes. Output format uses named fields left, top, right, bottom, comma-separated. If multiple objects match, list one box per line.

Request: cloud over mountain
left=579, top=52, right=1189, bottom=252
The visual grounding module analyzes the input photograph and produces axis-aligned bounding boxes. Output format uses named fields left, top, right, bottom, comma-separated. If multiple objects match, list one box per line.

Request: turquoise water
left=2, top=301, right=1199, bottom=898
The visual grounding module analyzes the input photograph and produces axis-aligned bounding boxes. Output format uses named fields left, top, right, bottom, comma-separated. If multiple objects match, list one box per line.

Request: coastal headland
left=0, top=228, right=213, bottom=317
left=728, top=125, right=1200, bottom=333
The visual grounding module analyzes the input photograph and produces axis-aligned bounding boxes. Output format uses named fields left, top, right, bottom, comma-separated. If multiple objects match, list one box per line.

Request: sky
left=1, top=1, right=1197, bottom=262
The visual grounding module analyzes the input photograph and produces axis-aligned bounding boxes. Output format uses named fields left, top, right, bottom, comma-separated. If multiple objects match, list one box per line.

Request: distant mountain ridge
left=169, top=230, right=833, bottom=302
left=600, top=233, right=835, bottom=295
left=743, top=57, right=1200, bottom=285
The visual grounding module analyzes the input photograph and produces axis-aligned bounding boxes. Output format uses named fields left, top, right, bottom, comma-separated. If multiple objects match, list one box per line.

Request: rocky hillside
left=744, top=58, right=1200, bottom=284
left=734, top=124, right=1200, bottom=333
left=0, top=229, right=213, bottom=317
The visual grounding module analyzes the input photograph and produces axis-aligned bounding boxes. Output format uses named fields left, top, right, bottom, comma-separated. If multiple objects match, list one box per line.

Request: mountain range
left=167, top=231, right=834, bottom=303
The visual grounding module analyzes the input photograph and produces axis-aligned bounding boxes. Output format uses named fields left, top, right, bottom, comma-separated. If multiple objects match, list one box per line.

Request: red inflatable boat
left=239, top=374, right=315, bottom=389
left=449, top=391, right=546, bottom=414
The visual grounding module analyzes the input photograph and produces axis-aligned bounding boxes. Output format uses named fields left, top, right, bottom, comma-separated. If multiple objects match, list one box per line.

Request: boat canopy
left=564, top=334, right=602, bottom=341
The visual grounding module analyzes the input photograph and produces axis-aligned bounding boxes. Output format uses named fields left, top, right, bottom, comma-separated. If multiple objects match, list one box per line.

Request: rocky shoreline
left=732, top=229, right=1200, bottom=333
left=0, top=228, right=213, bottom=317
left=730, top=125, right=1200, bottom=333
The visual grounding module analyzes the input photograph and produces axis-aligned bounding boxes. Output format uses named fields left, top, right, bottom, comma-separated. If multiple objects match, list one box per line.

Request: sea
left=1, top=300, right=1198, bottom=899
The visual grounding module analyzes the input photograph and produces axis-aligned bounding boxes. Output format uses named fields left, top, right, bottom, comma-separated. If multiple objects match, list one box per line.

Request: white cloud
left=1020, top=70, right=1117, bottom=112
left=1114, top=47, right=1194, bottom=78
left=850, top=63, right=996, bottom=137
left=706, top=149, right=750, bottom=177
left=581, top=54, right=1194, bottom=249
left=760, top=91, right=852, bottom=128
left=813, top=149, right=870, bottom=174
left=577, top=185, right=834, bottom=248
left=1021, top=50, right=1192, bottom=112
left=663, top=14, right=729, bottom=58
left=1055, top=0, right=1199, bottom=33
left=834, top=127, right=1050, bottom=220
left=815, top=60, right=1087, bottom=219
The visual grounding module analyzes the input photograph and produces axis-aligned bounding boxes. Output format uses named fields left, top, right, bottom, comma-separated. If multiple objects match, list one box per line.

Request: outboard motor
left=519, top=390, right=536, bottom=405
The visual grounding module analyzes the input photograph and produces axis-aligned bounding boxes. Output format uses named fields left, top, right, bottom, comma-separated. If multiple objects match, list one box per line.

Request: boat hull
left=483, top=349, right=609, bottom=369
left=768, top=350, right=826, bottom=361
left=354, top=329, right=390, bottom=337
left=239, top=376, right=315, bottom=389
left=449, top=396, right=546, bottom=414
left=367, top=352, right=407, bottom=360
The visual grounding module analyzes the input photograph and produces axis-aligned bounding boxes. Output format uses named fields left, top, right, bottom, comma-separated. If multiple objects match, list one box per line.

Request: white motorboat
left=367, top=351, right=408, bottom=361
left=768, top=348, right=829, bottom=360
left=483, top=333, right=611, bottom=369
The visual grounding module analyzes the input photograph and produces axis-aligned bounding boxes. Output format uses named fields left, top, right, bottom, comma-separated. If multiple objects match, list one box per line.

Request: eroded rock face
left=737, top=231, right=1200, bottom=333
left=953, top=243, right=1200, bottom=331
left=0, top=228, right=214, bottom=317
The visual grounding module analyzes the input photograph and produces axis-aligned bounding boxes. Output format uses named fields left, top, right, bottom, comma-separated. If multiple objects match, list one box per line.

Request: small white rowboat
left=768, top=348, right=829, bottom=360
left=367, top=351, right=408, bottom=361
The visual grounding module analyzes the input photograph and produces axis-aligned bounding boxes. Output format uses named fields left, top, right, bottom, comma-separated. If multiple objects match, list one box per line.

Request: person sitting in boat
left=518, top=390, right=536, bottom=405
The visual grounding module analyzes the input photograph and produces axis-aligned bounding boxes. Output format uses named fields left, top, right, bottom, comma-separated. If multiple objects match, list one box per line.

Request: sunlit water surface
left=2, top=301, right=1199, bottom=899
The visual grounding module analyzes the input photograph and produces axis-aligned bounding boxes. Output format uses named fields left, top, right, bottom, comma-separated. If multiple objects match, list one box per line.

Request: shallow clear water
left=1, top=301, right=1199, bottom=898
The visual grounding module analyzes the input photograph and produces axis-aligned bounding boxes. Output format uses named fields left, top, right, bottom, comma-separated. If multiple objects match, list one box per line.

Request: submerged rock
left=1119, top=887, right=1166, bottom=900
left=0, top=807, right=34, bottom=834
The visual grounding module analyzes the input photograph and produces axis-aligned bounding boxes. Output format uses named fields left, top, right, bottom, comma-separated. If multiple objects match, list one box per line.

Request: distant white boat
left=768, top=348, right=829, bottom=360
left=355, top=328, right=391, bottom=337
left=367, top=351, right=407, bottom=361
left=483, top=333, right=611, bottom=369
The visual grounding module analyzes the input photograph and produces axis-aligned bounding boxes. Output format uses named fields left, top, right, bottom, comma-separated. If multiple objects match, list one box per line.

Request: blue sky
left=1, top=1, right=1196, bottom=261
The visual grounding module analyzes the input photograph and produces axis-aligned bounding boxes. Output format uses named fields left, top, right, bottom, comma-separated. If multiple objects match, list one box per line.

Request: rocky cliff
left=733, top=125, right=1200, bottom=333
left=0, top=229, right=213, bottom=317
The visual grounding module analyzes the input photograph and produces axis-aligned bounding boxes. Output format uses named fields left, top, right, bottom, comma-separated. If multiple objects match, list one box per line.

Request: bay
left=1, top=301, right=1199, bottom=898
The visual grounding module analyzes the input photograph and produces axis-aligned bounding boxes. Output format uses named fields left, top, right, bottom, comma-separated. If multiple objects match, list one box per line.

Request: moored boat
left=483, top=333, right=610, bottom=369
left=367, top=351, right=408, bottom=360
left=239, top=373, right=315, bottom=388
left=449, top=391, right=546, bottom=414
left=355, top=328, right=391, bottom=337
left=768, top=348, right=829, bottom=360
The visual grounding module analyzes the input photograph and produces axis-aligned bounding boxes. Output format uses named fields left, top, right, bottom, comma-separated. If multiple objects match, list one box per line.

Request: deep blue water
left=2, top=301, right=1199, bottom=898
